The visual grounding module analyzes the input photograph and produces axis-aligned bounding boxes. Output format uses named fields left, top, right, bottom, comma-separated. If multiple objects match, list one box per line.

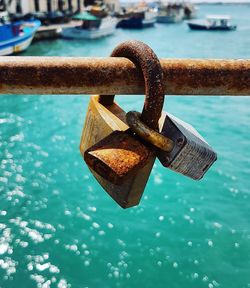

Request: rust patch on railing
left=0, top=57, right=249, bottom=95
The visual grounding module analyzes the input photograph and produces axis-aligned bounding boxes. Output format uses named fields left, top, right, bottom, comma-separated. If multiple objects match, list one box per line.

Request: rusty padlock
left=80, top=95, right=128, bottom=153
left=82, top=40, right=165, bottom=208
left=126, top=110, right=217, bottom=180
left=80, top=94, right=131, bottom=207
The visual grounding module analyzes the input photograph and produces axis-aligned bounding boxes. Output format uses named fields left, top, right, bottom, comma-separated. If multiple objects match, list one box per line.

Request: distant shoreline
left=194, top=2, right=250, bottom=4
left=121, top=1, right=250, bottom=5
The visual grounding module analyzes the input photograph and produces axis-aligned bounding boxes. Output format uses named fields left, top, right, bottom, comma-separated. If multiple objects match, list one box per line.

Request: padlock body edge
left=80, top=95, right=156, bottom=208
left=84, top=130, right=155, bottom=185
left=158, top=113, right=217, bottom=180
left=89, top=156, right=155, bottom=208
left=80, top=95, right=128, bottom=154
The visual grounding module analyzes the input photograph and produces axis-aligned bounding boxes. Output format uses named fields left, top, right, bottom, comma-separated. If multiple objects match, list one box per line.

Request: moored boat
left=157, top=4, right=184, bottom=24
left=117, top=9, right=156, bottom=29
left=183, top=3, right=197, bottom=20
left=62, top=12, right=116, bottom=39
left=0, top=11, right=40, bottom=56
left=187, top=15, right=237, bottom=31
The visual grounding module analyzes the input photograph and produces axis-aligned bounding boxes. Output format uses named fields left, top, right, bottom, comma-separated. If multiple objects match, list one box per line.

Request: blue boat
left=0, top=11, right=40, bottom=56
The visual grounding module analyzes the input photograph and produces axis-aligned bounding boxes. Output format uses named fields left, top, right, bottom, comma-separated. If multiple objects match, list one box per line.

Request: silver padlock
left=157, top=112, right=217, bottom=180
left=126, top=111, right=217, bottom=180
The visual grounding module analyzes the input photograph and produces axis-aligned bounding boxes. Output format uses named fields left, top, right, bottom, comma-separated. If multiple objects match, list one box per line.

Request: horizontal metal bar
left=0, top=57, right=249, bottom=95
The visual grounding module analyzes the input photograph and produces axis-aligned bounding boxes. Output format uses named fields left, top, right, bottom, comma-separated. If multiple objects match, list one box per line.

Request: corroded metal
left=99, top=40, right=164, bottom=130
left=84, top=40, right=165, bottom=208
left=0, top=57, right=249, bottom=95
left=126, top=111, right=174, bottom=152
left=84, top=130, right=154, bottom=185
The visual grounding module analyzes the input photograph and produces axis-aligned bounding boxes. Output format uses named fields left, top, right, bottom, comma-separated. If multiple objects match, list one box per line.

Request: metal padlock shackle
left=84, top=40, right=168, bottom=207
left=82, top=40, right=217, bottom=208
left=99, top=40, right=164, bottom=131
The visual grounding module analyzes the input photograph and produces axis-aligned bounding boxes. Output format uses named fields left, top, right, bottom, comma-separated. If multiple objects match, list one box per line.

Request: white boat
left=187, top=15, right=237, bottom=31
left=62, top=12, right=116, bottom=39
left=142, top=10, right=157, bottom=27
left=183, top=3, right=198, bottom=20
left=157, top=4, right=184, bottom=24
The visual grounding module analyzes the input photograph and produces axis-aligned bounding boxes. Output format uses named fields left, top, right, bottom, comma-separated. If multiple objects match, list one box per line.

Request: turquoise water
left=1, top=4, right=250, bottom=288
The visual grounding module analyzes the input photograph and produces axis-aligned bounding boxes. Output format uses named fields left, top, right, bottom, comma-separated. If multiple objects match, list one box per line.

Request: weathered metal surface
left=84, top=130, right=154, bottom=185
left=99, top=40, right=164, bottom=130
left=126, top=111, right=174, bottom=152
left=80, top=96, right=155, bottom=209
left=83, top=40, right=165, bottom=208
left=157, top=112, right=217, bottom=180
left=79, top=95, right=155, bottom=209
left=0, top=57, right=249, bottom=95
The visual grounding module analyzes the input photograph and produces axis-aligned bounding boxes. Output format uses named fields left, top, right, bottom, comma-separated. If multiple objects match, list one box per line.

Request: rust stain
left=0, top=57, right=249, bottom=95
left=99, top=40, right=165, bottom=130
left=84, top=131, right=154, bottom=185
left=161, top=59, right=250, bottom=95
left=126, top=111, right=174, bottom=152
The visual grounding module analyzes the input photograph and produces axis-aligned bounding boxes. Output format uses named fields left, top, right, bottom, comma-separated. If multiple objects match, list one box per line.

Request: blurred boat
left=183, top=3, right=198, bottom=20
left=187, top=15, right=237, bottom=31
left=11, top=11, right=71, bottom=26
left=117, top=9, right=157, bottom=29
left=157, top=3, right=184, bottom=24
left=62, top=12, right=116, bottom=39
left=0, top=11, right=40, bottom=56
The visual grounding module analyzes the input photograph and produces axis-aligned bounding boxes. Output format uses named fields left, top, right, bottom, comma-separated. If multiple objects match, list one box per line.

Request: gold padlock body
left=80, top=96, right=155, bottom=208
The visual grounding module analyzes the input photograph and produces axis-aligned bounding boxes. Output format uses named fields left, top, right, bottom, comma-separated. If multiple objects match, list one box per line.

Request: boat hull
left=142, top=18, right=156, bottom=27
left=188, top=22, right=237, bottom=31
left=62, top=19, right=116, bottom=39
left=0, top=35, right=34, bottom=56
left=117, top=17, right=155, bottom=29
left=0, top=20, right=40, bottom=56
left=157, top=15, right=183, bottom=24
left=62, top=26, right=115, bottom=39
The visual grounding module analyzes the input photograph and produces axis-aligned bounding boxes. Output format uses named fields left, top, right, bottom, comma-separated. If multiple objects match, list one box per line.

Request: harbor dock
left=34, top=21, right=80, bottom=40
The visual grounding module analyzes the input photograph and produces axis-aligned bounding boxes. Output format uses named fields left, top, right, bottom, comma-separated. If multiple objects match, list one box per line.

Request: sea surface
left=0, top=4, right=250, bottom=288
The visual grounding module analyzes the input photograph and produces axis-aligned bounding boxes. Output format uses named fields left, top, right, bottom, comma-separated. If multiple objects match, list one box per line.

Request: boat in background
left=183, top=3, right=197, bottom=20
left=0, top=11, right=40, bottom=56
left=117, top=8, right=157, bottom=29
left=62, top=11, right=116, bottom=39
left=157, top=3, right=184, bottom=24
left=187, top=15, right=237, bottom=31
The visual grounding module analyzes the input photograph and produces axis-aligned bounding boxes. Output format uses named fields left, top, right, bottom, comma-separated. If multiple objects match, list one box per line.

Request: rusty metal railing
left=0, top=57, right=249, bottom=96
